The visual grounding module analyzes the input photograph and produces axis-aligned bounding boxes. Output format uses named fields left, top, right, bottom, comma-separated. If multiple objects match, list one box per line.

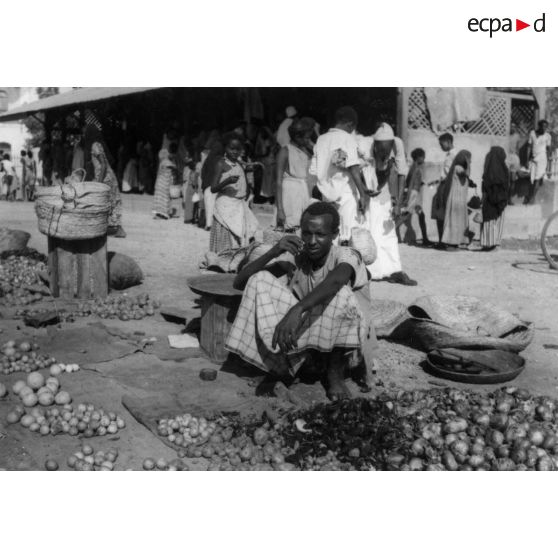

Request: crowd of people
left=0, top=109, right=550, bottom=268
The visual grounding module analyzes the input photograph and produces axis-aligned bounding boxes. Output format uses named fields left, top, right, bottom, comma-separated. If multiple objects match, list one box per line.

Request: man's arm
left=275, top=147, right=288, bottom=225
left=272, top=263, right=355, bottom=352
left=233, top=235, right=301, bottom=290
left=348, top=165, right=370, bottom=214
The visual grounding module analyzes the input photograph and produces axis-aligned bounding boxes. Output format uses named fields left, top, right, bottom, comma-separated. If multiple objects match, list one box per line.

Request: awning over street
left=0, top=87, right=162, bottom=122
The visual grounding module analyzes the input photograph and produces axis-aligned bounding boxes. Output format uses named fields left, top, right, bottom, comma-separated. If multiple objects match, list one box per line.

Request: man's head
left=300, top=202, right=340, bottom=262
left=334, top=106, right=358, bottom=133
left=438, top=132, right=454, bottom=153
left=538, top=119, right=549, bottom=133
left=411, top=147, right=425, bottom=165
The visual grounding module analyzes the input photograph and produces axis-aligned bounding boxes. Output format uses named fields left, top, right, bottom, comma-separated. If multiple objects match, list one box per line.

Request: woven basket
left=35, top=182, right=111, bottom=210
left=36, top=199, right=109, bottom=240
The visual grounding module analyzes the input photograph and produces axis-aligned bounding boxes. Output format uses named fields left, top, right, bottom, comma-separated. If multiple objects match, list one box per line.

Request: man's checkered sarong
left=225, top=271, right=366, bottom=376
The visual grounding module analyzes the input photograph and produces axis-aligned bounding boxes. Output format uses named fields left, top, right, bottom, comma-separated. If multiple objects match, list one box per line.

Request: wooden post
left=48, top=235, right=108, bottom=299
left=199, top=294, right=240, bottom=363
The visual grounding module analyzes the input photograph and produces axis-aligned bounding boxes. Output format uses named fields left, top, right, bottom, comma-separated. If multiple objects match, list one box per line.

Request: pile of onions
left=0, top=340, right=56, bottom=375
left=67, top=444, right=119, bottom=471
left=155, top=387, right=558, bottom=471
left=8, top=402, right=126, bottom=438
left=0, top=255, right=47, bottom=306
left=281, top=387, right=558, bottom=471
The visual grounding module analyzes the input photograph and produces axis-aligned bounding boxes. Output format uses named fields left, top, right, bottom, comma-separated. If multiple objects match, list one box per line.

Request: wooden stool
left=188, top=274, right=243, bottom=363
left=48, top=235, right=108, bottom=299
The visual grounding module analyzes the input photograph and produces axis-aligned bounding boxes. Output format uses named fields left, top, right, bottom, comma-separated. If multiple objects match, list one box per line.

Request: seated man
left=226, top=202, right=378, bottom=400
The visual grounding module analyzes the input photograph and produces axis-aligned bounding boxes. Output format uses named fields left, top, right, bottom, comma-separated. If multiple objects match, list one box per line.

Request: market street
left=1, top=195, right=557, bottom=470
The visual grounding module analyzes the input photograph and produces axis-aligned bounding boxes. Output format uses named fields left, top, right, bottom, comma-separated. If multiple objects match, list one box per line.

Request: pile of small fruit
left=157, top=414, right=220, bottom=448
left=74, top=294, right=160, bottom=321
left=0, top=340, right=56, bottom=375
left=142, top=457, right=190, bottom=471
left=156, top=412, right=294, bottom=471
left=66, top=444, right=120, bottom=471
left=0, top=254, right=48, bottom=306
left=6, top=401, right=126, bottom=438
left=12, top=371, right=71, bottom=408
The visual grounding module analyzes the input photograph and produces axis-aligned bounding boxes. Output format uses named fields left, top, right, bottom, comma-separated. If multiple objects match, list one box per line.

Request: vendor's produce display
left=142, top=457, right=190, bottom=471
left=6, top=401, right=126, bottom=438
left=154, top=387, right=558, bottom=471
left=12, top=371, right=71, bottom=408
left=1, top=340, right=56, bottom=375
left=67, top=444, right=120, bottom=471
left=74, top=294, right=159, bottom=321
left=16, top=294, right=160, bottom=323
left=155, top=412, right=294, bottom=471
left=0, top=254, right=48, bottom=306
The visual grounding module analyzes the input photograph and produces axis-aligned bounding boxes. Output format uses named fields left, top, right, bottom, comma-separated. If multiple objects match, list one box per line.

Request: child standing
left=401, top=148, right=432, bottom=246
left=209, top=133, right=259, bottom=253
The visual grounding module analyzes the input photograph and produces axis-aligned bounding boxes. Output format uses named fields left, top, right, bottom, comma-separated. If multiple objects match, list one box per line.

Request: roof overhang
left=0, top=87, right=163, bottom=122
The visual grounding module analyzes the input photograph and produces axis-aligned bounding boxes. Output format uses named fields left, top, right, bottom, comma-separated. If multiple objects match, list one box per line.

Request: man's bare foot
left=326, top=365, right=351, bottom=401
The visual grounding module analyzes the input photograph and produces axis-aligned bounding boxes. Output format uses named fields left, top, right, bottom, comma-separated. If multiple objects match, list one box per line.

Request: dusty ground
left=1, top=194, right=557, bottom=470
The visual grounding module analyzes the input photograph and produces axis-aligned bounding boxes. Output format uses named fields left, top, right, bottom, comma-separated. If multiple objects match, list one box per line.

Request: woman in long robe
left=480, top=146, right=509, bottom=250
left=152, top=147, right=177, bottom=219
left=431, top=150, right=473, bottom=250
left=91, top=141, right=126, bottom=237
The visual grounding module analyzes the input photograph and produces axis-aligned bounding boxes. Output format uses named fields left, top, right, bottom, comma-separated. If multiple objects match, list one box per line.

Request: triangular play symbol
left=516, top=19, right=530, bottom=31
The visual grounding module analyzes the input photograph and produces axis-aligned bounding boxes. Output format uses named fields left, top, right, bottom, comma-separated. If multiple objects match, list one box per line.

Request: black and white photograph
left=2, top=1, right=558, bottom=557
left=0, top=86, right=556, bottom=472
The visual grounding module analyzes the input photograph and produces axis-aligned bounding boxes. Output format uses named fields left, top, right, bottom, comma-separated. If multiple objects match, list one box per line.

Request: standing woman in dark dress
left=480, top=146, right=509, bottom=251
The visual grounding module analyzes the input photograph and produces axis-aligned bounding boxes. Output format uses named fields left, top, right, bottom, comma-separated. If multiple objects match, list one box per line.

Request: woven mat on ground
left=44, top=322, right=141, bottom=365
left=122, top=389, right=275, bottom=452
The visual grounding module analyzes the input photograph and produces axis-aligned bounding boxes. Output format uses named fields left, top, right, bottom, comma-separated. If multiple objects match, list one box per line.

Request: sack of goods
left=0, top=228, right=31, bottom=253
left=108, top=252, right=144, bottom=290
left=35, top=182, right=111, bottom=240
left=349, top=227, right=377, bottom=265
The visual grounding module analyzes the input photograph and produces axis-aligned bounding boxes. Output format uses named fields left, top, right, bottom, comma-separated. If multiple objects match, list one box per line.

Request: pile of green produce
left=0, top=254, right=47, bottom=306
left=1, top=340, right=56, bottom=375
left=157, top=387, right=558, bottom=471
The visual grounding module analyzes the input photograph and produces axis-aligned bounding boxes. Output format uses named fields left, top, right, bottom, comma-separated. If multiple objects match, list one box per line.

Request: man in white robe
left=357, top=123, right=417, bottom=286
left=309, top=106, right=369, bottom=243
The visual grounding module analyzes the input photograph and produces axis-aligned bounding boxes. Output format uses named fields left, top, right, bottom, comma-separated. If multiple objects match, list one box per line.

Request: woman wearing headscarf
left=275, top=119, right=313, bottom=231
left=432, top=150, right=473, bottom=250
left=91, top=141, right=126, bottom=237
left=152, top=144, right=178, bottom=220
left=480, top=146, right=509, bottom=250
